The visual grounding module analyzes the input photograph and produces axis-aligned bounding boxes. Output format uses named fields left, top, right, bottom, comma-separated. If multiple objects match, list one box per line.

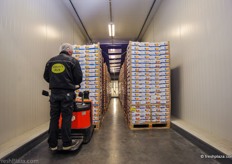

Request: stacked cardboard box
left=119, top=62, right=129, bottom=123
left=102, top=63, right=111, bottom=113
left=72, top=43, right=103, bottom=127
left=126, top=41, right=171, bottom=129
left=119, top=63, right=123, bottom=106
left=119, top=63, right=127, bottom=111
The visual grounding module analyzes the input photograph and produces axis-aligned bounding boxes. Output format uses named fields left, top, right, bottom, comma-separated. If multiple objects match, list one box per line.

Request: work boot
left=62, top=140, right=79, bottom=150
left=49, top=146, right=58, bottom=151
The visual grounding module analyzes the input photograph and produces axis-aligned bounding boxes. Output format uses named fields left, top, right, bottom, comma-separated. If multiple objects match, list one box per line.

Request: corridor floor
left=19, top=98, right=218, bottom=164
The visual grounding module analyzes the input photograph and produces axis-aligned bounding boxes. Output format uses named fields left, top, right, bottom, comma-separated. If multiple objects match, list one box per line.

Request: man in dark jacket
left=43, top=43, right=82, bottom=151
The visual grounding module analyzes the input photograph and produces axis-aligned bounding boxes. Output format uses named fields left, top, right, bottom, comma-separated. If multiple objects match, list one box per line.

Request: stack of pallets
left=102, top=63, right=111, bottom=114
left=73, top=43, right=103, bottom=129
left=125, top=41, right=171, bottom=130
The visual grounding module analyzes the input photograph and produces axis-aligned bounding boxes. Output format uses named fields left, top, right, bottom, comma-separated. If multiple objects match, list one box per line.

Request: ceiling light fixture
left=108, top=23, right=115, bottom=37
left=108, top=49, right=122, bottom=53
left=110, top=67, right=120, bottom=70
left=109, top=55, right=121, bottom=59
left=110, top=64, right=121, bottom=67
left=109, top=59, right=121, bottom=63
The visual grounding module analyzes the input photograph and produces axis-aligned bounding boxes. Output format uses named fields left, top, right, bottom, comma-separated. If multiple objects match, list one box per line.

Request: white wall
left=0, top=0, right=85, bottom=145
left=143, top=0, right=232, bottom=143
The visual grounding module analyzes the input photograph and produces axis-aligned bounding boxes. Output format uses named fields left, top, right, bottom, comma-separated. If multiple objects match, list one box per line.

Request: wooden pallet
left=129, top=122, right=170, bottom=130
left=93, top=115, right=105, bottom=130
left=93, top=122, right=101, bottom=129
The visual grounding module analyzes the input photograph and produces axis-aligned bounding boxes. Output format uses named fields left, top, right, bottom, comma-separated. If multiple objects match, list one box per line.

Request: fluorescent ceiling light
left=110, top=68, right=120, bottom=70
left=110, top=64, right=121, bottom=67
left=110, top=69, right=120, bottom=71
left=110, top=67, right=120, bottom=69
left=112, top=24, right=115, bottom=36
left=108, top=24, right=111, bottom=36
left=109, top=55, right=121, bottom=59
left=110, top=70, right=120, bottom=72
left=108, top=49, right=122, bottom=53
left=110, top=66, right=120, bottom=69
left=108, top=23, right=115, bottom=37
left=109, top=59, right=121, bottom=63
left=111, top=68, right=120, bottom=71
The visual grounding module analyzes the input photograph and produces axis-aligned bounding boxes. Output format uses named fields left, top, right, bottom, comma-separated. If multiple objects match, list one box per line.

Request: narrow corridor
left=19, top=98, right=218, bottom=164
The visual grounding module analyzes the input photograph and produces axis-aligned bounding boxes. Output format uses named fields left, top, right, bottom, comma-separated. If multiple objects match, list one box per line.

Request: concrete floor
left=19, top=98, right=219, bottom=164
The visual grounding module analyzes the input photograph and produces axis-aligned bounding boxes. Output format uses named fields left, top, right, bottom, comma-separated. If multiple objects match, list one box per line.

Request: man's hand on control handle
left=75, top=85, right=81, bottom=90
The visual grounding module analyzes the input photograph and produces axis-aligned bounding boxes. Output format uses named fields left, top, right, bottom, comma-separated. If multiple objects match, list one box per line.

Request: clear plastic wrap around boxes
left=72, top=43, right=102, bottom=125
left=126, top=41, right=171, bottom=125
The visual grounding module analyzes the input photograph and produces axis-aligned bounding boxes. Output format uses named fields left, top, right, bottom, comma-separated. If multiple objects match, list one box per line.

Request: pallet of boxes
left=102, top=63, right=106, bottom=114
left=72, top=43, right=103, bottom=129
left=126, top=41, right=171, bottom=130
left=102, top=63, right=111, bottom=114
left=118, top=64, right=124, bottom=106
left=106, top=67, right=111, bottom=110
left=119, top=62, right=128, bottom=121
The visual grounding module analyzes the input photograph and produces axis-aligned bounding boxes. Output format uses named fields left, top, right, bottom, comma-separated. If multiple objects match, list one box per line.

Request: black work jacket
left=43, top=51, right=82, bottom=90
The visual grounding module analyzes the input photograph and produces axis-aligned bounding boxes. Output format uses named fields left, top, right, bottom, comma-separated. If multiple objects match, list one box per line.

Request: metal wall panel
left=0, top=0, right=85, bottom=145
left=143, top=0, right=232, bottom=142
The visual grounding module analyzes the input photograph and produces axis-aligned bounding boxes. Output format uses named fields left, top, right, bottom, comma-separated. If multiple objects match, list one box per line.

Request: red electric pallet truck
left=42, top=86, right=94, bottom=151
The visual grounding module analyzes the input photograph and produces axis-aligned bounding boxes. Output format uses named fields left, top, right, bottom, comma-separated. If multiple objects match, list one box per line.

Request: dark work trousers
left=48, top=89, right=75, bottom=147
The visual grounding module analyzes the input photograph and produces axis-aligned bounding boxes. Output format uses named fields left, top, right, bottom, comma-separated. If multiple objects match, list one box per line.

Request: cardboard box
left=84, top=77, right=101, bottom=81
left=151, top=112, right=168, bottom=116
left=131, top=116, right=150, bottom=120
left=85, top=44, right=99, bottom=49
left=85, top=57, right=101, bottom=61
left=85, top=53, right=100, bottom=57
left=74, top=50, right=85, bottom=54
left=151, top=108, right=169, bottom=112
left=151, top=120, right=168, bottom=124
left=85, top=65, right=101, bottom=69
left=85, top=69, right=101, bottom=73
left=131, top=50, right=146, bottom=55
left=131, top=112, right=151, bottom=116
left=159, top=50, right=169, bottom=54
left=85, top=73, right=100, bottom=77
left=85, top=81, right=100, bottom=85
left=85, top=61, right=101, bottom=65
left=73, top=45, right=85, bottom=50
left=85, top=49, right=99, bottom=53
left=156, top=41, right=169, bottom=46
left=83, top=85, right=101, bottom=89
left=131, top=120, right=150, bottom=124
left=152, top=116, right=169, bottom=120
left=130, top=41, right=140, bottom=46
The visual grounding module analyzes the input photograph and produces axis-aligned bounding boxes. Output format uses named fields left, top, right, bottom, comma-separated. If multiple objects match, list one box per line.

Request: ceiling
left=62, top=0, right=161, bottom=79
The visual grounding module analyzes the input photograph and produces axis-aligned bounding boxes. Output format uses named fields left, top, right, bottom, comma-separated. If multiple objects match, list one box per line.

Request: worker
left=43, top=43, right=82, bottom=151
